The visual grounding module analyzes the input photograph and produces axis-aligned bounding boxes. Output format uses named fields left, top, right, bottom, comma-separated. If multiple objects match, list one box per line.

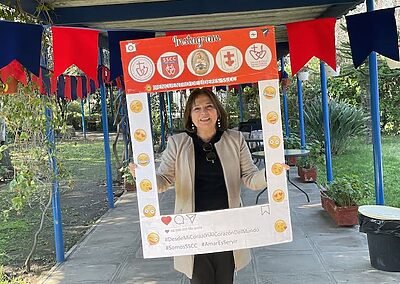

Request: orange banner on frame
left=120, top=26, right=278, bottom=93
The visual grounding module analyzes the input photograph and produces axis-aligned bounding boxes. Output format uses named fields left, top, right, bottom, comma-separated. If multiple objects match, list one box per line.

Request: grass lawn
left=0, top=137, right=124, bottom=275
left=316, top=136, right=400, bottom=207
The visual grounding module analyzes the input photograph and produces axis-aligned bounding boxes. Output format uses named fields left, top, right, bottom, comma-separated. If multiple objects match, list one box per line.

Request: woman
left=130, top=88, right=267, bottom=284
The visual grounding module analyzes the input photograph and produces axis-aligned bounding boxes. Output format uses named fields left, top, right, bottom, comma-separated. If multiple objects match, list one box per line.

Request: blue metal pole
left=296, top=77, right=306, bottom=149
left=238, top=85, right=244, bottom=122
left=367, top=0, right=384, bottom=205
left=81, top=99, right=86, bottom=139
left=119, top=90, right=129, bottom=161
left=280, top=58, right=290, bottom=138
left=99, top=51, right=114, bottom=209
left=320, top=61, right=334, bottom=183
left=167, top=92, right=174, bottom=135
left=159, top=94, right=166, bottom=150
left=87, top=94, right=91, bottom=121
left=45, top=107, right=64, bottom=263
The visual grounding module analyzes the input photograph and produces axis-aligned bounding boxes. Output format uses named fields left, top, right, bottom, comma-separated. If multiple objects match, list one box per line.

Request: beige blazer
left=156, top=129, right=267, bottom=279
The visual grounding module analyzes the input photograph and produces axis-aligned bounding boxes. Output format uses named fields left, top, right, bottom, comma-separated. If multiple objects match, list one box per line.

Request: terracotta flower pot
left=287, top=156, right=297, bottom=166
left=320, top=191, right=359, bottom=226
left=124, top=179, right=136, bottom=191
left=298, top=167, right=317, bottom=182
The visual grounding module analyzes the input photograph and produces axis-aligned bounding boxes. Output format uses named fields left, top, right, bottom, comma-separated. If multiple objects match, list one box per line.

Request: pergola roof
left=2, top=0, right=364, bottom=57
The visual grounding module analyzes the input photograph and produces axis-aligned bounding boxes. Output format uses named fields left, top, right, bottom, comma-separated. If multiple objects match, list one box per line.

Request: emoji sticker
left=274, top=219, right=287, bottom=233
left=272, top=189, right=285, bottom=202
left=137, top=153, right=150, bottom=167
left=134, top=129, right=147, bottom=142
left=262, top=86, right=276, bottom=99
left=143, top=204, right=156, bottom=218
left=130, top=100, right=143, bottom=113
left=147, top=232, right=160, bottom=245
left=266, top=111, right=278, bottom=124
left=140, top=179, right=153, bottom=192
left=268, top=135, right=280, bottom=149
left=271, top=163, right=284, bottom=175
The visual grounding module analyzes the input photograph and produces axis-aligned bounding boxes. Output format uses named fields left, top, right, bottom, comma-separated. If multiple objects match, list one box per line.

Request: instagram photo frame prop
left=120, top=26, right=292, bottom=258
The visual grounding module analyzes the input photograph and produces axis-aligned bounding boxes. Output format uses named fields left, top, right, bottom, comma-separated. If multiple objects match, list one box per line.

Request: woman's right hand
left=128, top=163, right=137, bottom=179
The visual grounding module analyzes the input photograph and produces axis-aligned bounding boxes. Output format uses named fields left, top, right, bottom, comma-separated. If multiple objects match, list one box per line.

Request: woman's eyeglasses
left=202, top=143, right=216, bottom=163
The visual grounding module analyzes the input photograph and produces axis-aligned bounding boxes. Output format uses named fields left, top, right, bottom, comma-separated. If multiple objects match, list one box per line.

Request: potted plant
left=296, top=142, right=323, bottom=182
left=119, top=165, right=136, bottom=191
left=319, top=175, right=372, bottom=226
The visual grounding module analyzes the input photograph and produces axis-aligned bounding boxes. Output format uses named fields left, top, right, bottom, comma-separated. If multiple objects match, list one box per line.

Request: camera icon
left=249, top=31, right=257, bottom=39
left=126, top=43, right=136, bottom=53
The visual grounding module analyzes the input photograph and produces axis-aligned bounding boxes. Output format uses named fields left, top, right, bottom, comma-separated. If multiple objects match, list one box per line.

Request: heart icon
left=165, top=230, right=170, bottom=233
left=161, top=216, right=172, bottom=225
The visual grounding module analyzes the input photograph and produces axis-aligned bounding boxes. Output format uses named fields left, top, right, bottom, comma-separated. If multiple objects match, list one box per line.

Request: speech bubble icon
left=174, top=215, right=185, bottom=225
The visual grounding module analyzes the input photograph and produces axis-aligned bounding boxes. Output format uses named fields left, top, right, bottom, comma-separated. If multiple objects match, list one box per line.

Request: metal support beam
left=320, top=61, right=333, bottom=183
left=296, top=77, right=306, bottom=148
left=46, top=107, right=64, bottom=263
left=367, top=0, right=384, bottom=205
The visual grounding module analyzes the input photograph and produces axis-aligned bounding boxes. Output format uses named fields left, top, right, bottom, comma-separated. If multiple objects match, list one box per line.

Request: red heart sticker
left=161, top=216, right=172, bottom=225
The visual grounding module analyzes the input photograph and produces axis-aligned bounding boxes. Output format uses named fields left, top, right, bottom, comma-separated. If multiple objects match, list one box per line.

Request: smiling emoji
left=266, top=111, right=278, bottom=124
left=139, top=179, right=153, bottom=192
left=271, top=163, right=284, bottom=175
left=134, top=129, right=147, bottom=142
left=263, top=86, right=276, bottom=99
left=274, top=219, right=287, bottom=233
left=268, top=136, right=281, bottom=149
left=147, top=232, right=160, bottom=245
left=130, top=100, right=143, bottom=113
left=143, top=204, right=156, bottom=218
left=137, top=153, right=150, bottom=167
left=272, top=189, right=285, bottom=202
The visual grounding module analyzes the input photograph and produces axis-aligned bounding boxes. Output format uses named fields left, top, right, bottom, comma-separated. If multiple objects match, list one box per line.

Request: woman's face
left=190, top=94, right=218, bottom=133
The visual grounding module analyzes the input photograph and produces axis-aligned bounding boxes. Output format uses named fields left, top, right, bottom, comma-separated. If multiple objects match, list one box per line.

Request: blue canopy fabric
left=107, top=30, right=155, bottom=81
left=346, top=8, right=399, bottom=68
left=0, top=20, right=43, bottom=76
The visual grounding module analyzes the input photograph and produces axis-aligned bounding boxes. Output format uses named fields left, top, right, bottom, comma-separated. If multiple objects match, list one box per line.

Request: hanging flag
left=70, top=76, right=78, bottom=100
left=0, top=60, right=28, bottom=86
left=100, top=66, right=111, bottom=83
left=0, top=20, right=43, bottom=76
left=82, top=77, right=88, bottom=98
left=64, top=76, right=72, bottom=101
left=52, top=27, right=100, bottom=82
left=77, top=77, right=83, bottom=98
left=90, top=79, right=96, bottom=94
left=50, top=72, right=58, bottom=95
left=108, top=30, right=155, bottom=81
left=115, top=76, right=123, bottom=90
left=57, top=76, right=65, bottom=100
left=31, top=72, right=44, bottom=94
left=346, top=8, right=399, bottom=68
left=286, top=18, right=336, bottom=75
left=386, top=47, right=400, bottom=69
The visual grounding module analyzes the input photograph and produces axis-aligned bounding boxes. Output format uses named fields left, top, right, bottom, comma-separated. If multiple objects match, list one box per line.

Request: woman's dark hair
left=183, top=88, right=228, bottom=133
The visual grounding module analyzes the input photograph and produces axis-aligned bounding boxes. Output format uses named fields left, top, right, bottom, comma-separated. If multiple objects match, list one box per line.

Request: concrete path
left=39, top=168, right=400, bottom=283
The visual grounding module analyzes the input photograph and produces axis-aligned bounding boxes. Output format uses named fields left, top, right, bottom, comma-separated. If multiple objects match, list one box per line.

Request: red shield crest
left=161, top=55, right=179, bottom=78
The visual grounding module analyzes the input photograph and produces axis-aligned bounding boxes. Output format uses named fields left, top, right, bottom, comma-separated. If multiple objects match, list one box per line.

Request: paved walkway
left=38, top=168, right=400, bottom=283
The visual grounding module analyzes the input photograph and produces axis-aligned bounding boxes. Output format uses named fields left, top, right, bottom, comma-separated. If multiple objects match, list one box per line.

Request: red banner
left=120, top=26, right=278, bottom=93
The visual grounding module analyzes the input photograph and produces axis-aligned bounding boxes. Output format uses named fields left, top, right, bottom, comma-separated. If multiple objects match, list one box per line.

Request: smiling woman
left=130, top=88, right=268, bottom=283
